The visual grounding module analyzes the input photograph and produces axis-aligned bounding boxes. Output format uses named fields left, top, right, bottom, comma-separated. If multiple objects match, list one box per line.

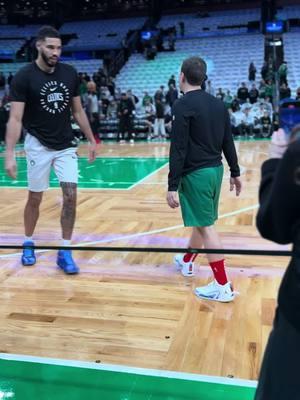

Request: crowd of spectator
left=0, top=57, right=300, bottom=145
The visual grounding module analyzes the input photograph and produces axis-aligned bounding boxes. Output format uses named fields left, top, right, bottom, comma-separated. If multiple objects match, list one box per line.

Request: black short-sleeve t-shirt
left=10, top=61, right=80, bottom=150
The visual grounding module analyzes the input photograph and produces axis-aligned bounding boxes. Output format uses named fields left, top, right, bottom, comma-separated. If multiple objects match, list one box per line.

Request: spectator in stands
left=153, top=98, right=166, bottom=140
left=279, top=83, right=291, bottom=101
left=168, top=74, right=176, bottom=88
left=117, top=92, right=135, bottom=143
left=7, top=72, right=14, bottom=87
left=264, top=96, right=273, bottom=116
left=98, top=68, right=107, bottom=86
left=261, top=61, right=268, bottom=81
left=100, top=87, right=110, bottom=117
left=278, top=61, right=288, bottom=86
left=228, top=108, right=238, bottom=136
left=249, top=83, right=259, bottom=104
left=216, top=88, right=225, bottom=101
left=260, top=111, right=272, bottom=138
left=86, top=81, right=100, bottom=143
left=296, top=87, right=300, bottom=101
left=237, top=82, right=249, bottom=104
left=79, top=74, right=88, bottom=106
left=154, top=86, right=166, bottom=104
left=143, top=99, right=155, bottom=138
left=223, top=90, right=233, bottom=109
left=241, top=98, right=252, bottom=112
left=238, top=108, right=254, bottom=137
left=127, top=89, right=139, bottom=108
left=248, top=62, right=257, bottom=82
left=265, top=80, right=274, bottom=102
left=0, top=98, right=8, bottom=145
left=166, top=84, right=178, bottom=107
left=142, top=92, right=153, bottom=107
left=231, top=95, right=240, bottom=112
left=206, top=80, right=215, bottom=96
left=106, top=100, right=118, bottom=119
left=259, top=80, right=266, bottom=99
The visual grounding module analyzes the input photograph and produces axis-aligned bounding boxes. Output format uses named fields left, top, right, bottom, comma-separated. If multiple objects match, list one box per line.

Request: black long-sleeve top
left=168, top=89, right=240, bottom=191
left=256, top=139, right=300, bottom=330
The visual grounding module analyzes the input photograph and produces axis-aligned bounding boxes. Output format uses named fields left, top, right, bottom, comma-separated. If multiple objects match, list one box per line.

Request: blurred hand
left=269, top=128, right=288, bottom=159
left=166, top=191, right=179, bottom=208
left=88, top=141, right=98, bottom=163
left=5, top=151, right=17, bottom=179
left=230, top=177, right=242, bottom=196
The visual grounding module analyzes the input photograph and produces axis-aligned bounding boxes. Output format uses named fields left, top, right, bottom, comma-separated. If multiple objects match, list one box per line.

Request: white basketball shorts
left=24, top=133, right=78, bottom=192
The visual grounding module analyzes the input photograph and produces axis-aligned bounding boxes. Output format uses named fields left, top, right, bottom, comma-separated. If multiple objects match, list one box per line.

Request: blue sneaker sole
left=21, top=258, right=36, bottom=266
left=57, top=262, right=79, bottom=275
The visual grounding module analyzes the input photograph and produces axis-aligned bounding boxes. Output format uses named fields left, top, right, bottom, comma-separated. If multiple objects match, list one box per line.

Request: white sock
left=24, top=236, right=33, bottom=242
left=62, top=239, right=71, bottom=247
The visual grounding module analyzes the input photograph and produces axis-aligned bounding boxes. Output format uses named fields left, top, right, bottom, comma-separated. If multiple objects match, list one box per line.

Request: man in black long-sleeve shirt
left=255, top=128, right=300, bottom=400
left=167, top=56, right=242, bottom=302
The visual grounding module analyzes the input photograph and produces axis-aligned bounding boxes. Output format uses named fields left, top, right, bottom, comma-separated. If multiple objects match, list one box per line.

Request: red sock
left=209, top=259, right=228, bottom=285
left=183, top=252, right=198, bottom=263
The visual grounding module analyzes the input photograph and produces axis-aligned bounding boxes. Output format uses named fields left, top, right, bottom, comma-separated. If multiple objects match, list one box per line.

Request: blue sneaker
left=21, top=241, right=36, bottom=266
left=57, top=250, right=79, bottom=274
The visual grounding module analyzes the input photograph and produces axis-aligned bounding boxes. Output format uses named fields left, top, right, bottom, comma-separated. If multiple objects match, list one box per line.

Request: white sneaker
left=129, top=139, right=134, bottom=144
left=174, top=254, right=195, bottom=277
left=194, top=280, right=236, bottom=303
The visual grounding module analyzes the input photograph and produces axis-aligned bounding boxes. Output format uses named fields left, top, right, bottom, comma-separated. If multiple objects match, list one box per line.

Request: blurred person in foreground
left=255, top=125, right=300, bottom=399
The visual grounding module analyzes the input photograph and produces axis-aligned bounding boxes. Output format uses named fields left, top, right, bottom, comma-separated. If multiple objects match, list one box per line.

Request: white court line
left=129, top=162, right=168, bottom=190
left=0, top=204, right=259, bottom=260
left=0, top=353, right=257, bottom=388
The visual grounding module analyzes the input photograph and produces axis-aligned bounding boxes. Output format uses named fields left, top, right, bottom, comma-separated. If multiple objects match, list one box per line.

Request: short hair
left=181, top=56, right=207, bottom=86
left=36, top=26, right=61, bottom=41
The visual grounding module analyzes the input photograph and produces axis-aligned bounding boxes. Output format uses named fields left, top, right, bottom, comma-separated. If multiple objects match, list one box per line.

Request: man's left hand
left=166, top=191, right=179, bottom=208
left=88, top=141, right=98, bottom=163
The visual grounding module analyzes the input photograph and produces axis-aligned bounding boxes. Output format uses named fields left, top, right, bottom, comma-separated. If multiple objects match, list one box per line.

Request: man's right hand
left=230, top=177, right=242, bottom=196
left=5, top=152, right=17, bottom=179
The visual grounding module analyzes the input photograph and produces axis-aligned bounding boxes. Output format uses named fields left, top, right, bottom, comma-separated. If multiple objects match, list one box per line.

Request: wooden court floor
left=0, top=140, right=289, bottom=381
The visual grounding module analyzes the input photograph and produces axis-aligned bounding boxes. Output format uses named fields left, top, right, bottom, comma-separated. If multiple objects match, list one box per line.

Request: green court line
left=0, top=354, right=256, bottom=400
left=0, top=157, right=168, bottom=190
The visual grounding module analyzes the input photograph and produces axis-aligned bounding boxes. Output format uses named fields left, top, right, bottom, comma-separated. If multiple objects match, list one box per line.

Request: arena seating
left=115, top=34, right=264, bottom=100
left=60, top=17, right=146, bottom=50
left=158, top=8, right=260, bottom=37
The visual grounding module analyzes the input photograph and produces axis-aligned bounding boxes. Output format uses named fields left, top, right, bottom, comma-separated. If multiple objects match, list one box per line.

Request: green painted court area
left=0, top=157, right=168, bottom=189
left=0, top=356, right=256, bottom=400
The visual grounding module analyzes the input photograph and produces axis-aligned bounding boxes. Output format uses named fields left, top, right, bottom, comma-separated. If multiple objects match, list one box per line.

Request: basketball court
left=0, top=140, right=288, bottom=399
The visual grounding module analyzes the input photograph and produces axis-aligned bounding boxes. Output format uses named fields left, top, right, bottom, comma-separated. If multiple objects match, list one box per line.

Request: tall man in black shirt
left=5, top=26, right=97, bottom=274
left=167, top=56, right=242, bottom=302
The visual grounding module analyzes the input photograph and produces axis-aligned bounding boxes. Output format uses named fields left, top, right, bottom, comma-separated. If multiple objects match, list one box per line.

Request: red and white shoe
left=194, top=280, right=237, bottom=302
left=174, top=254, right=195, bottom=277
